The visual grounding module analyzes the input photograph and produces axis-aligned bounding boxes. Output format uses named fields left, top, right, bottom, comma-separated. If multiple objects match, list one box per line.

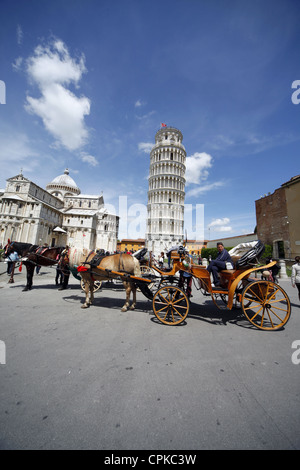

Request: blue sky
left=0, top=0, right=299, bottom=241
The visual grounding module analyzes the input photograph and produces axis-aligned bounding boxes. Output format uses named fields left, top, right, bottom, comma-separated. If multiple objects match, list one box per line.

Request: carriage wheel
left=80, top=278, right=102, bottom=292
left=241, top=280, right=291, bottom=330
left=221, top=280, right=251, bottom=309
left=152, top=285, right=189, bottom=325
left=150, top=276, right=179, bottom=293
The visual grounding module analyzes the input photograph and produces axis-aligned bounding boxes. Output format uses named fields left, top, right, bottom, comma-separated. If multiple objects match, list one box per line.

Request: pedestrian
left=261, top=258, right=281, bottom=283
left=6, top=250, right=19, bottom=283
left=166, top=244, right=184, bottom=268
left=58, top=246, right=70, bottom=291
left=55, top=263, right=63, bottom=286
left=291, top=256, right=300, bottom=301
left=178, top=253, right=193, bottom=299
left=159, top=252, right=164, bottom=269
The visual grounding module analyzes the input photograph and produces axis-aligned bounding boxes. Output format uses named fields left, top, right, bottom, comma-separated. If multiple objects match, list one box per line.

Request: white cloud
left=80, top=153, right=98, bottom=167
left=185, top=152, right=227, bottom=200
left=185, top=181, right=225, bottom=198
left=0, top=132, right=42, bottom=184
left=218, top=226, right=233, bottom=232
left=0, top=132, right=38, bottom=163
left=208, top=217, right=232, bottom=233
left=25, top=38, right=90, bottom=151
left=17, top=25, right=23, bottom=45
left=26, top=39, right=86, bottom=86
left=185, top=152, right=213, bottom=185
left=12, top=56, right=23, bottom=71
left=135, top=99, right=144, bottom=107
left=138, top=142, right=153, bottom=153
left=135, top=110, right=156, bottom=121
left=208, top=217, right=230, bottom=227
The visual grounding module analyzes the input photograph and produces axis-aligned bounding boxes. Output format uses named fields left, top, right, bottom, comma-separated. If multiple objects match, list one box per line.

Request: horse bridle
left=4, top=241, right=14, bottom=256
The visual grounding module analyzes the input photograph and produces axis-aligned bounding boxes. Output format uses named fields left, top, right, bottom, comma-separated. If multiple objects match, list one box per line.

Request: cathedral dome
left=46, top=168, right=81, bottom=199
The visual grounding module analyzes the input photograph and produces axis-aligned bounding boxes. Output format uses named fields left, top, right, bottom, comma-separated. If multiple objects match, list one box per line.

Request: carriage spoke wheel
left=241, top=280, right=291, bottom=330
left=221, top=280, right=251, bottom=309
left=80, top=278, right=102, bottom=292
left=153, top=285, right=189, bottom=325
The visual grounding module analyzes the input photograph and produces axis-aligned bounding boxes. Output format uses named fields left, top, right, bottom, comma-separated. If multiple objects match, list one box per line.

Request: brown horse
left=4, top=241, right=64, bottom=291
left=68, top=247, right=141, bottom=310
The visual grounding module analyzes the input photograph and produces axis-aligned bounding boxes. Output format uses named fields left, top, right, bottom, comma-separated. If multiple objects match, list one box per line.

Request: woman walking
left=291, top=256, right=300, bottom=301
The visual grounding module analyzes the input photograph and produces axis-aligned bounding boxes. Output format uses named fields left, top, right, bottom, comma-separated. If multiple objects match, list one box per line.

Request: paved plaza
left=0, top=262, right=299, bottom=450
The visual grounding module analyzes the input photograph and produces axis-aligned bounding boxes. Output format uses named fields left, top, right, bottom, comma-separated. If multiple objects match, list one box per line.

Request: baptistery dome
left=46, top=168, right=81, bottom=199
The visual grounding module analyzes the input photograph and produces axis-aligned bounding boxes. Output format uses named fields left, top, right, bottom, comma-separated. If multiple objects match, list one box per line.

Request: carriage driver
left=207, top=242, right=233, bottom=287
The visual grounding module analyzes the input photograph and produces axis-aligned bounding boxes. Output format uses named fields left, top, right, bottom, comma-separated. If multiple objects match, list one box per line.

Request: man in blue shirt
left=207, top=242, right=233, bottom=287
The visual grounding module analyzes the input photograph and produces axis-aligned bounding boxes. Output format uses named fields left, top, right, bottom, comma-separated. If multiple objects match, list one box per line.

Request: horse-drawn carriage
left=4, top=240, right=291, bottom=331
left=73, top=241, right=291, bottom=331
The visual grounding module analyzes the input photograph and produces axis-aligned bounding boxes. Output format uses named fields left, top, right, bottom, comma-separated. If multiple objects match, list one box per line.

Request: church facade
left=0, top=169, right=119, bottom=252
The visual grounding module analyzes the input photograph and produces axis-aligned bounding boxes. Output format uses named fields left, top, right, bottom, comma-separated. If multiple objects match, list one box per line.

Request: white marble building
left=0, top=169, right=119, bottom=252
left=145, top=127, right=186, bottom=256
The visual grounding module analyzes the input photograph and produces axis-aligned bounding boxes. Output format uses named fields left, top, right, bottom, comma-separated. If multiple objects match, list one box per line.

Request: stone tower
left=145, top=126, right=186, bottom=256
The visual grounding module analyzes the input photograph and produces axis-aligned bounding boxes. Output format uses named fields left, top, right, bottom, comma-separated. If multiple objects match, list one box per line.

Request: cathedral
left=0, top=169, right=119, bottom=252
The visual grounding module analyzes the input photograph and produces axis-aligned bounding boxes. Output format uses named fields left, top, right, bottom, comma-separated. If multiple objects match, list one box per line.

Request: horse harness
left=83, top=251, right=126, bottom=280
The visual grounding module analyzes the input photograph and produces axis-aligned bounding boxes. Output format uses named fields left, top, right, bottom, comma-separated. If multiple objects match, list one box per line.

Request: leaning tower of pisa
left=145, top=126, right=186, bottom=256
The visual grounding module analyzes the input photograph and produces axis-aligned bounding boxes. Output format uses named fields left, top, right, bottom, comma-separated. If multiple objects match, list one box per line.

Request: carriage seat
left=228, top=240, right=265, bottom=270
left=133, top=247, right=147, bottom=260
left=220, top=269, right=236, bottom=274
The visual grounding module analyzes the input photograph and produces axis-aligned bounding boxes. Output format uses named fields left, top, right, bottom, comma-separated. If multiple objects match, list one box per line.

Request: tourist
left=159, top=252, right=164, bottom=269
left=6, top=250, right=19, bottom=283
left=58, top=246, right=70, bottom=291
left=291, top=256, right=300, bottom=301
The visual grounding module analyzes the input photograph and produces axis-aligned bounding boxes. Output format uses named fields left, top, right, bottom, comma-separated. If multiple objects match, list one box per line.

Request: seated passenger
left=207, top=242, right=233, bottom=287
